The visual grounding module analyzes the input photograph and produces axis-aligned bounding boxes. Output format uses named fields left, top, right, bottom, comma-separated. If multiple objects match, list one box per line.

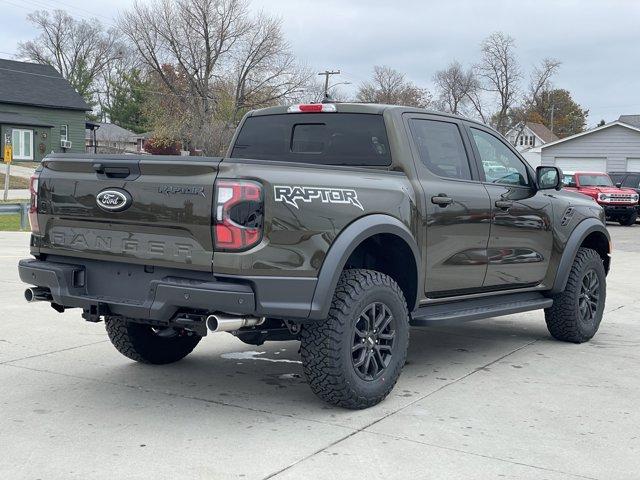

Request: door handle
left=495, top=200, right=513, bottom=210
left=431, top=194, right=453, bottom=206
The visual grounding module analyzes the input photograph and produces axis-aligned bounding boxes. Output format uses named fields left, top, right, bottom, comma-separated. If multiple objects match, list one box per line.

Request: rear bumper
left=18, top=257, right=317, bottom=322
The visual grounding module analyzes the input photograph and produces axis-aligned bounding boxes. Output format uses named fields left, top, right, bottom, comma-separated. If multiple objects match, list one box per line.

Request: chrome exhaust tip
left=206, top=314, right=264, bottom=333
left=24, top=287, right=52, bottom=303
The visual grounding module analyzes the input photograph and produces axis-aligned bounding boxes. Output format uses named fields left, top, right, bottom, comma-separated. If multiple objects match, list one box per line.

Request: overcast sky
left=1, top=0, right=638, bottom=126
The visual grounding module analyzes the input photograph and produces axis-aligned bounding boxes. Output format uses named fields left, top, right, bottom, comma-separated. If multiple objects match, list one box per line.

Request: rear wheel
left=618, top=212, right=637, bottom=226
left=105, top=317, right=201, bottom=364
left=300, top=269, right=409, bottom=409
left=545, top=248, right=606, bottom=343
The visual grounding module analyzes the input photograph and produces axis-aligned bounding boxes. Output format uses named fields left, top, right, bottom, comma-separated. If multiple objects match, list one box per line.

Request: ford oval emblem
left=96, top=188, right=132, bottom=212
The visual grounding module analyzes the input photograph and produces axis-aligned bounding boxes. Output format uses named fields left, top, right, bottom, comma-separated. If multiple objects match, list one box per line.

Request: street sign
left=3, top=144, right=12, bottom=164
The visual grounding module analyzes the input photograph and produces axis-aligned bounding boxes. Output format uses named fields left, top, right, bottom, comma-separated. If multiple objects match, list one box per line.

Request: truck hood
left=578, top=186, right=637, bottom=195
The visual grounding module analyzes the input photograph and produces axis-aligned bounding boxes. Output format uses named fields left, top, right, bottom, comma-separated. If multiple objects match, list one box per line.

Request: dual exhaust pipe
left=24, top=287, right=52, bottom=303
left=206, top=314, right=264, bottom=333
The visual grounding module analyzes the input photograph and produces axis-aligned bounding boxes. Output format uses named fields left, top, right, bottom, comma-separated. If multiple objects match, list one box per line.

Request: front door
left=406, top=115, right=491, bottom=296
left=466, top=125, right=554, bottom=288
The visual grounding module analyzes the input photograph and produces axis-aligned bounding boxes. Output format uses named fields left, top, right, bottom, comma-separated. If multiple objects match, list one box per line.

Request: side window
left=563, top=174, right=577, bottom=187
left=623, top=175, right=640, bottom=188
left=409, top=119, right=472, bottom=180
left=470, top=128, right=529, bottom=186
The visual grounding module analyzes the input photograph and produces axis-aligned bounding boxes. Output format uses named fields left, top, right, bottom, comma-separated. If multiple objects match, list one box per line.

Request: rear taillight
left=28, top=173, right=39, bottom=234
left=214, top=179, right=263, bottom=251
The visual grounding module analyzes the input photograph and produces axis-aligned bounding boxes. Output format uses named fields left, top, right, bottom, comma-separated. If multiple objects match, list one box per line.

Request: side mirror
left=615, top=182, right=622, bottom=188
left=536, top=166, right=562, bottom=191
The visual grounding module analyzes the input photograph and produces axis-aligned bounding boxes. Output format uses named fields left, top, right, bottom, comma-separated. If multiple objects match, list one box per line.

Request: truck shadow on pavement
left=91, top=317, right=551, bottom=411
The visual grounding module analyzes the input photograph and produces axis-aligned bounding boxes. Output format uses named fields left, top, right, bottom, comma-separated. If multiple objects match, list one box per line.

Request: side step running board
left=410, top=292, right=553, bottom=327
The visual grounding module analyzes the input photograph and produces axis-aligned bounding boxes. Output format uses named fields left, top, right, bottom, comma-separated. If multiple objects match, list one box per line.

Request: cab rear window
left=231, top=113, right=391, bottom=166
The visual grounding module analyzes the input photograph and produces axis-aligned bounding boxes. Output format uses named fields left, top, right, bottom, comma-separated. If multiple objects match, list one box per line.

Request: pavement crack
left=0, top=340, right=109, bottom=365
left=369, top=430, right=599, bottom=480
left=262, top=338, right=541, bottom=479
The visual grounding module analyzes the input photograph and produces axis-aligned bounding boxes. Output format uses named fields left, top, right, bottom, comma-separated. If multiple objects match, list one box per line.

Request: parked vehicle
left=19, top=103, right=611, bottom=409
left=609, top=171, right=640, bottom=196
left=562, top=171, right=639, bottom=226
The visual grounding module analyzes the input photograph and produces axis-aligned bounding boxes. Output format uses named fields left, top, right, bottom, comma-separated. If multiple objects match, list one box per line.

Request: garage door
left=554, top=157, right=607, bottom=173
left=627, top=158, right=640, bottom=171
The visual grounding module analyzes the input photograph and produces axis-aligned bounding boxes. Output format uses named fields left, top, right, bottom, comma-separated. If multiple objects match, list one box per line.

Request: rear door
left=466, top=125, right=554, bottom=288
left=405, top=114, right=491, bottom=296
left=37, top=155, right=220, bottom=271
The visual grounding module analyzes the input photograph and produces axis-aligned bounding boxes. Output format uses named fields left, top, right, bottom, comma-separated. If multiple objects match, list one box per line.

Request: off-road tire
left=545, top=248, right=606, bottom=343
left=618, top=212, right=637, bottom=226
left=105, top=317, right=201, bottom=364
left=300, top=269, right=409, bottom=409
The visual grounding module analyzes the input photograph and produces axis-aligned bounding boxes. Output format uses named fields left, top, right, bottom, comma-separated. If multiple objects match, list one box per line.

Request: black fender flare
left=308, top=214, right=422, bottom=320
left=550, top=218, right=610, bottom=294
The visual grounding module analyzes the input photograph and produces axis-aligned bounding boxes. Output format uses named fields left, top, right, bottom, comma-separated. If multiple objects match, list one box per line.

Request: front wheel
left=300, top=269, right=409, bottom=409
left=545, top=248, right=606, bottom=343
left=105, top=317, right=202, bottom=364
left=618, top=212, right=637, bottom=226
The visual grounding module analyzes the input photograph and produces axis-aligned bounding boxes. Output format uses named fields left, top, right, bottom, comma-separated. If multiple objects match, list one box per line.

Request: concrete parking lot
left=1, top=226, right=638, bottom=480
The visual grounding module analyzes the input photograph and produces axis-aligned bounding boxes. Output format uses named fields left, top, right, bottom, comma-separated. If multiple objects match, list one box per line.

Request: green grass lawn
left=0, top=173, right=30, bottom=189
left=0, top=213, right=24, bottom=231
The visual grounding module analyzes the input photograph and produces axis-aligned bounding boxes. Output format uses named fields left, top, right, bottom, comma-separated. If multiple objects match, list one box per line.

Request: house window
left=11, top=129, right=34, bottom=160
left=60, top=125, right=68, bottom=141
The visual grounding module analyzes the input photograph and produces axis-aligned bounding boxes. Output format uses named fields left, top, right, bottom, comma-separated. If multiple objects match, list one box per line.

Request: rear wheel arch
left=308, top=214, right=421, bottom=320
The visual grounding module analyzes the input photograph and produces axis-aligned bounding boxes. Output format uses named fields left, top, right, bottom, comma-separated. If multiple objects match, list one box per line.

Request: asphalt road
left=1, top=225, right=638, bottom=480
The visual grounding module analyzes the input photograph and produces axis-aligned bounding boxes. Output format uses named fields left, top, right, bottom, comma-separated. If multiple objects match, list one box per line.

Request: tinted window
left=623, top=174, right=640, bottom=188
left=231, top=113, right=391, bottom=166
left=409, top=119, right=472, bottom=180
left=578, top=174, right=613, bottom=187
left=609, top=173, right=625, bottom=184
left=471, top=128, right=529, bottom=186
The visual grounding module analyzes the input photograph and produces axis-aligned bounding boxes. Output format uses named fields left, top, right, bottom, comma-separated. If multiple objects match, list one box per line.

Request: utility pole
left=547, top=90, right=555, bottom=134
left=318, top=70, right=341, bottom=98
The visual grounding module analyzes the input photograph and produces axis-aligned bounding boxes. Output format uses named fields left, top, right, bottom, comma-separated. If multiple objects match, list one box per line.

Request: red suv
left=563, top=171, right=639, bottom=225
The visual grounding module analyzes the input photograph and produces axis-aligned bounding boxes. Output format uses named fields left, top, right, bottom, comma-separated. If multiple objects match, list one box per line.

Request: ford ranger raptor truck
left=562, top=171, right=639, bottom=225
left=19, top=103, right=611, bottom=409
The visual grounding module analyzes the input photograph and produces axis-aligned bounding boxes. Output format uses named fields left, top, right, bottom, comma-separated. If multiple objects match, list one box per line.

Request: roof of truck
left=248, top=103, right=487, bottom=127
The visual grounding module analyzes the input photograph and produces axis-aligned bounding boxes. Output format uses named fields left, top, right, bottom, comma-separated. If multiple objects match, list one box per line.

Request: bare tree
left=231, top=14, right=310, bottom=122
left=18, top=10, right=122, bottom=105
left=357, top=65, right=430, bottom=108
left=119, top=0, right=310, bottom=154
left=433, top=61, right=476, bottom=115
left=509, top=58, right=561, bottom=144
left=475, top=32, right=521, bottom=134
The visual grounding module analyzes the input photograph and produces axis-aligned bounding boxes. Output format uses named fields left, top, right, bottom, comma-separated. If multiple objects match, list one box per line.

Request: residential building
left=505, top=122, right=558, bottom=168
left=85, top=122, right=148, bottom=154
left=541, top=120, right=640, bottom=173
left=0, top=58, right=89, bottom=162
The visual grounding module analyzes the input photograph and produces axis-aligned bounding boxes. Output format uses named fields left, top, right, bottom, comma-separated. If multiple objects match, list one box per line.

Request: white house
left=540, top=119, right=640, bottom=173
left=505, top=122, right=558, bottom=167
left=85, top=122, right=149, bottom=154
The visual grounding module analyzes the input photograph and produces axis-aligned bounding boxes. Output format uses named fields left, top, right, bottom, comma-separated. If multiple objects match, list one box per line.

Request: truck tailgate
left=36, top=155, right=221, bottom=271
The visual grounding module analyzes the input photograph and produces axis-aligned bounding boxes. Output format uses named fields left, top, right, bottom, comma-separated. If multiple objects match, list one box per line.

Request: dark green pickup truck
left=19, top=103, right=611, bottom=409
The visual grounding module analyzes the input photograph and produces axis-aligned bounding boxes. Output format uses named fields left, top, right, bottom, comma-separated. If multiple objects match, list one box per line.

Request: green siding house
left=0, top=59, right=89, bottom=163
